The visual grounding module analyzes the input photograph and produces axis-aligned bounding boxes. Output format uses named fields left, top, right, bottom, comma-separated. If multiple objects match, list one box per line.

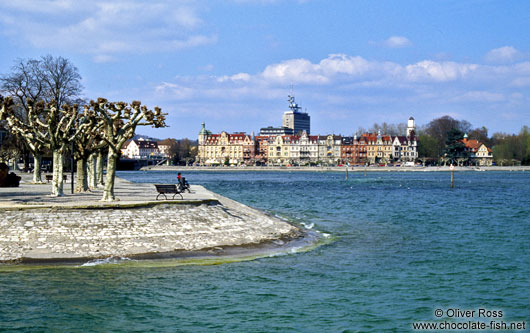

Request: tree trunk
left=24, top=150, right=30, bottom=172
left=87, top=153, right=97, bottom=189
left=96, top=150, right=105, bottom=186
left=101, top=151, right=117, bottom=201
left=51, top=150, right=64, bottom=196
left=75, top=158, right=89, bottom=192
left=32, top=153, right=43, bottom=183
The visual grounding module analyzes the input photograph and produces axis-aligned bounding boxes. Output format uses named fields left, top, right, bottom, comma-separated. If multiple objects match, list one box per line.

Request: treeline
left=416, top=115, right=529, bottom=165
left=491, top=127, right=530, bottom=165
left=356, top=122, right=408, bottom=136
left=156, top=137, right=197, bottom=165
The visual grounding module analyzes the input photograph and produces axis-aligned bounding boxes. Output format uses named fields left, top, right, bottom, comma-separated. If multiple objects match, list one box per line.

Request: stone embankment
left=0, top=174, right=302, bottom=263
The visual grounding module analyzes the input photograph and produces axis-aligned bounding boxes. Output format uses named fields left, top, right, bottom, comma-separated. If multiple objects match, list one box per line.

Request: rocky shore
left=0, top=174, right=303, bottom=264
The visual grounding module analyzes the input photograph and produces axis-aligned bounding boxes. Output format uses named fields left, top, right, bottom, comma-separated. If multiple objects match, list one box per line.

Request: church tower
left=198, top=122, right=209, bottom=145
left=407, top=117, right=416, bottom=138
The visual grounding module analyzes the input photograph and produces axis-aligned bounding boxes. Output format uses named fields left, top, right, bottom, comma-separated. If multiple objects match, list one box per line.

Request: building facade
left=317, top=135, right=342, bottom=165
left=296, top=131, right=319, bottom=165
left=341, top=135, right=368, bottom=165
left=197, top=117, right=418, bottom=166
left=157, top=138, right=176, bottom=158
left=268, top=135, right=290, bottom=165
left=462, top=135, right=493, bottom=166
left=198, top=123, right=254, bottom=165
left=363, top=132, right=393, bottom=164
left=254, top=136, right=269, bottom=165
left=121, top=139, right=159, bottom=159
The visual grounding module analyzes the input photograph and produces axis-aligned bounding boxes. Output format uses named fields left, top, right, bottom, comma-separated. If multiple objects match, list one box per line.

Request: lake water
left=1, top=171, right=529, bottom=332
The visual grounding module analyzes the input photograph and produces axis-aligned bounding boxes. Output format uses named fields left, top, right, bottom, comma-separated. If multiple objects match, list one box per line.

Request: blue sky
left=1, top=0, right=530, bottom=139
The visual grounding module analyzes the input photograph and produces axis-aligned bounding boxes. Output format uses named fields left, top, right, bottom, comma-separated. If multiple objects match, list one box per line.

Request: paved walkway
left=0, top=173, right=218, bottom=209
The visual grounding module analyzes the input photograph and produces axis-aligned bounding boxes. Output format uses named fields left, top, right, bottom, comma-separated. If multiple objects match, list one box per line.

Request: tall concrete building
left=282, top=94, right=310, bottom=135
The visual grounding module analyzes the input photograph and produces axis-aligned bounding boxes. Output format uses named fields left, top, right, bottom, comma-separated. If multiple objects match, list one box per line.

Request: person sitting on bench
left=0, top=162, right=21, bottom=187
left=178, top=174, right=190, bottom=192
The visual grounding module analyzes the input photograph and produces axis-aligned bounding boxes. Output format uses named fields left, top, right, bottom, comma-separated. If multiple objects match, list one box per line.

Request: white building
left=121, top=139, right=159, bottom=159
left=391, top=117, right=418, bottom=163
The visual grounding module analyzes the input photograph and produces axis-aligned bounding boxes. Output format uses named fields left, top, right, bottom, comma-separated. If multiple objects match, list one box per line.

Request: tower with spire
left=198, top=122, right=211, bottom=145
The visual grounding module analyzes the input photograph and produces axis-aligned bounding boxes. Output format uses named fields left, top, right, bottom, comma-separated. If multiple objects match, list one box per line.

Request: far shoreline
left=141, top=165, right=530, bottom=172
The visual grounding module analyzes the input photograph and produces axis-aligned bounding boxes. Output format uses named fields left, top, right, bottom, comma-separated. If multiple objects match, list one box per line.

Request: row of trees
left=491, top=126, right=530, bottom=165
left=356, top=122, right=408, bottom=136
left=158, top=138, right=198, bottom=165
left=0, top=56, right=166, bottom=201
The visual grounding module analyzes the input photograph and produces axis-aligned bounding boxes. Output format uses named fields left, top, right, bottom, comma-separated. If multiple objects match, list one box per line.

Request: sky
left=1, top=0, right=530, bottom=139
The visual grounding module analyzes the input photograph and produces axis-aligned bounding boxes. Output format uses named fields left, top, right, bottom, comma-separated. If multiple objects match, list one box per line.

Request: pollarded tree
left=92, top=98, right=166, bottom=201
left=0, top=97, right=47, bottom=182
left=72, top=105, right=107, bottom=192
left=0, top=95, right=44, bottom=181
left=0, top=96, right=90, bottom=196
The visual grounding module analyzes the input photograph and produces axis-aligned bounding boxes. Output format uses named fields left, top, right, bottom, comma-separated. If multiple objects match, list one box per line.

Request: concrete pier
left=0, top=174, right=302, bottom=263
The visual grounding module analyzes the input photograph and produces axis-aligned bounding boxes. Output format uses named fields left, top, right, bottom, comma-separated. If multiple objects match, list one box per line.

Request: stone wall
left=0, top=203, right=300, bottom=263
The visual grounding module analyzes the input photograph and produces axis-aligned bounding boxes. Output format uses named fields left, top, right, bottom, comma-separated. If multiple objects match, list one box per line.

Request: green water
left=1, top=171, right=529, bottom=332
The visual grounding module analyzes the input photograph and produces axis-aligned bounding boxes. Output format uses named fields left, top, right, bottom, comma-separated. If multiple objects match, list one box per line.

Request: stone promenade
left=0, top=174, right=301, bottom=263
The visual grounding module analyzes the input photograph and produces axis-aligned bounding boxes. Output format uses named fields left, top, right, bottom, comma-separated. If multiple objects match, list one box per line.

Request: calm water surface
left=1, top=171, right=529, bottom=332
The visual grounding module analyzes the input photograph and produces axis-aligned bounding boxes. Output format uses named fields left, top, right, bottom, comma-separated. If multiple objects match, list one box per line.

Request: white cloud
left=0, top=1, right=215, bottom=61
left=0, top=0, right=75, bottom=14
left=405, top=61, right=478, bottom=82
left=485, top=46, right=522, bottom=63
left=383, top=36, right=412, bottom=48
left=217, top=73, right=252, bottom=82
left=514, top=62, right=530, bottom=73
left=153, top=54, right=530, bottom=100
left=319, top=54, right=372, bottom=76
left=258, top=54, right=402, bottom=84
left=154, top=82, right=195, bottom=100
left=262, top=58, right=328, bottom=84
left=511, top=77, right=530, bottom=87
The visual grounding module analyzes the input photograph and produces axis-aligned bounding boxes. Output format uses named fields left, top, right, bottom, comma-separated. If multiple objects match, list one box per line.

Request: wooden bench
left=154, top=184, right=183, bottom=200
left=45, top=174, right=67, bottom=183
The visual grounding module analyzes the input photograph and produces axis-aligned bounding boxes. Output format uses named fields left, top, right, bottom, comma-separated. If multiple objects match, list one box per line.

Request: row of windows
left=204, top=144, right=415, bottom=152
left=205, top=152, right=243, bottom=157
